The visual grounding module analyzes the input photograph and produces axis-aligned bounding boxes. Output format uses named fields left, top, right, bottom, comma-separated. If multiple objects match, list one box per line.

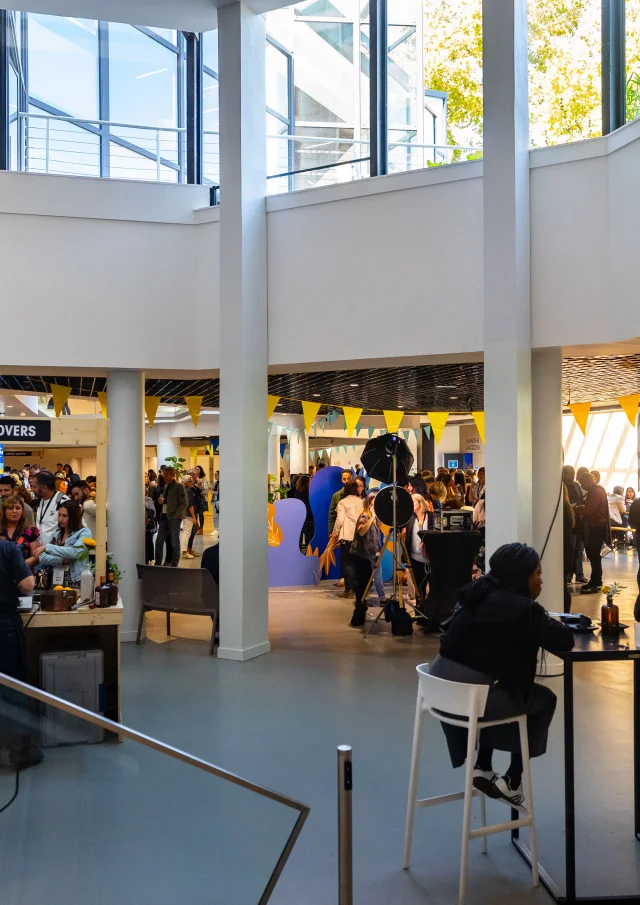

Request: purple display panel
left=309, top=465, right=344, bottom=580
left=268, top=498, right=320, bottom=587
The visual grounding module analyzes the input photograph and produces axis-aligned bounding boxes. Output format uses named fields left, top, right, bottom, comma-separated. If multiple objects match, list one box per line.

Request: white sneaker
left=601, top=545, right=613, bottom=558
left=472, top=768, right=498, bottom=796
left=493, top=775, right=525, bottom=807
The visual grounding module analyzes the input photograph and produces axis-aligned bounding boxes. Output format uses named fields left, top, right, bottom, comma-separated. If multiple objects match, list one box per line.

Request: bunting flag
left=343, top=406, right=363, bottom=437
left=428, top=412, right=450, bottom=444
left=285, top=428, right=292, bottom=444
left=414, top=428, right=420, bottom=441
left=472, top=411, right=485, bottom=444
left=383, top=410, right=404, bottom=434
left=302, top=400, right=322, bottom=433
left=189, top=447, right=199, bottom=466
left=319, top=419, right=326, bottom=432
left=97, top=391, right=108, bottom=419
left=145, top=396, right=161, bottom=428
left=185, top=396, right=203, bottom=428
left=569, top=402, right=591, bottom=436
left=267, top=395, right=280, bottom=420
left=50, top=384, right=71, bottom=418
left=618, top=394, right=640, bottom=427
left=368, top=426, right=375, bottom=439
left=355, top=422, right=363, bottom=436
left=423, top=425, right=431, bottom=440
left=402, top=430, right=410, bottom=442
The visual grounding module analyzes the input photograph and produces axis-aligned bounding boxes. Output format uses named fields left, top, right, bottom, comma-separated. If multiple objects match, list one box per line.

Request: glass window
left=267, top=111, right=290, bottom=189
left=27, top=14, right=99, bottom=120
left=294, top=0, right=350, bottom=17
left=627, top=1, right=640, bottom=122
left=109, top=141, right=177, bottom=181
left=9, top=64, right=18, bottom=171
left=145, top=27, right=177, bottom=45
left=528, top=0, right=601, bottom=147
left=25, top=106, right=100, bottom=177
left=305, top=21, right=353, bottom=61
left=388, top=25, right=417, bottom=129
left=266, top=42, right=289, bottom=118
left=202, top=29, right=218, bottom=74
left=203, top=71, right=219, bottom=185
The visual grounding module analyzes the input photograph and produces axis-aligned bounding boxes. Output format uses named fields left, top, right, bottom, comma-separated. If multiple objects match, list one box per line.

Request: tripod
left=362, top=527, right=429, bottom=638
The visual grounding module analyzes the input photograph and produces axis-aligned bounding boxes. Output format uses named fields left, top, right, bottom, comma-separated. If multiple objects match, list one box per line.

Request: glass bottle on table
left=601, top=594, right=620, bottom=634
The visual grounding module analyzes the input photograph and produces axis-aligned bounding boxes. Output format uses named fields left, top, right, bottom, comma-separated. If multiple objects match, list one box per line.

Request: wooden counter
left=21, top=599, right=122, bottom=723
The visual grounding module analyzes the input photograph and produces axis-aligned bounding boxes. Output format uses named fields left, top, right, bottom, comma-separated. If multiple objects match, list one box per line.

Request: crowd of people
left=562, top=465, right=640, bottom=598
left=0, top=463, right=96, bottom=589
left=145, top=465, right=218, bottom=567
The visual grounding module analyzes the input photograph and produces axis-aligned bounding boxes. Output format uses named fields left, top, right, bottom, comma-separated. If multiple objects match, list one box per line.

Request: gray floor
left=2, top=545, right=640, bottom=904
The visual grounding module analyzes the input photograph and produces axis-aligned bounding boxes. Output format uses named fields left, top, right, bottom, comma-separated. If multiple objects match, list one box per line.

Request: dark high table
left=512, top=629, right=640, bottom=905
left=418, top=530, right=482, bottom=628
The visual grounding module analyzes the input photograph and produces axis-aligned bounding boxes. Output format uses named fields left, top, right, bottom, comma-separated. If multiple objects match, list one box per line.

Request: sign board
left=0, top=444, right=4, bottom=472
left=0, top=420, right=51, bottom=442
left=464, top=436, right=481, bottom=453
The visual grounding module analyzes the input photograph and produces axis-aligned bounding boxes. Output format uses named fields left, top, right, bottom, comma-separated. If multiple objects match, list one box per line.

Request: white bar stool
left=403, top=663, right=539, bottom=905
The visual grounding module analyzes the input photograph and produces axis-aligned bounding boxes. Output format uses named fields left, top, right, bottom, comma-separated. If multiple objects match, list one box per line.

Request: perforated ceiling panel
left=2, top=354, right=639, bottom=412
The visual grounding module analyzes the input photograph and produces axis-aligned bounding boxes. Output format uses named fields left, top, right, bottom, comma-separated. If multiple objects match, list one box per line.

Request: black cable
left=0, top=766, right=21, bottom=815
left=23, top=603, right=40, bottom=631
left=540, top=451, right=566, bottom=563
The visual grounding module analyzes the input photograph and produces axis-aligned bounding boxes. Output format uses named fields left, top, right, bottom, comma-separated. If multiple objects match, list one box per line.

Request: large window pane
left=203, top=71, right=219, bottom=184
left=627, top=1, right=640, bottom=123
left=266, top=42, right=289, bottom=118
left=9, top=64, right=18, bottom=171
left=146, top=26, right=177, bottom=45
left=528, top=0, right=601, bottom=147
left=27, top=14, right=98, bottom=119
left=109, top=142, right=177, bottom=181
left=25, top=106, right=100, bottom=176
left=202, top=29, right=218, bottom=74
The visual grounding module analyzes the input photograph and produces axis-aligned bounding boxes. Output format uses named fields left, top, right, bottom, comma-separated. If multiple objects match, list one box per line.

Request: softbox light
left=361, top=433, right=414, bottom=485
left=374, top=485, right=414, bottom=529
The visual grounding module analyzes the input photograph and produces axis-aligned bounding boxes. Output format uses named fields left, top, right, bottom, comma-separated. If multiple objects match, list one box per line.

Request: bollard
left=337, top=745, right=353, bottom=905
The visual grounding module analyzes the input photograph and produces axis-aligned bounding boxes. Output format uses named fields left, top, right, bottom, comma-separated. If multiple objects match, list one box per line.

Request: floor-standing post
left=107, top=370, right=145, bottom=642
left=289, top=428, right=309, bottom=475
left=218, top=4, right=269, bottom=661
left=482, top=0, right=532, bottom=555
left=337, top=745, right=353, bottom=905
left=268, top=425, right=281, bottom=478
left=532, top=348, right=564, bottom=609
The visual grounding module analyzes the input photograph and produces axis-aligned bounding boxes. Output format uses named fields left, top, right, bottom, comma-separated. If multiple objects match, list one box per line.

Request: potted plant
left=164, top=455, right=187, bottom=478
left=600, top=583, right=622, bottom=634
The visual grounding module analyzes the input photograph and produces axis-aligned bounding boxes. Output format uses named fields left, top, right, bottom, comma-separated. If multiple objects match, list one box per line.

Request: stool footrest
left=416, top=790, right=483, bottom=809
left=469, top=816, right=532, bottom=839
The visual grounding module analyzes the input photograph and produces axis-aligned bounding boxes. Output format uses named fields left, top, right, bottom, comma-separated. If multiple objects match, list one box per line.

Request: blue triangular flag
left=423, top=425, right=431, bottom=440
left=367, top=426, right=375, bottom=439
left=414, top=428, right=420, bottom=440
left=285, top=428, right=292, bottom=444
left=402, top=430, right=410, bottom=441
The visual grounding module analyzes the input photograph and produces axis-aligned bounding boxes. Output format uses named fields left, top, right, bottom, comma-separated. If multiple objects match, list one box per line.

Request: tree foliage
left=423, top=0, right=640, bottom=149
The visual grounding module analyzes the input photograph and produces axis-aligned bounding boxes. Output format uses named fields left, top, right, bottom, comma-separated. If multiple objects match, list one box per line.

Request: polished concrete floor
left=114, top=540, right=640, bottom=904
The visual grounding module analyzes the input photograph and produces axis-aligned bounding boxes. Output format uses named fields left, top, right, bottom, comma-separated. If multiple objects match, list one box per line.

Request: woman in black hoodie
left=430, top=542, right=574, bottom=806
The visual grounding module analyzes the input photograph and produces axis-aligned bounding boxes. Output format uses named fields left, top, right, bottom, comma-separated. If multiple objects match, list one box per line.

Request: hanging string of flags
left=47, top=385, right=205, bottom=430
left=569, top=394, right=640, bottom=435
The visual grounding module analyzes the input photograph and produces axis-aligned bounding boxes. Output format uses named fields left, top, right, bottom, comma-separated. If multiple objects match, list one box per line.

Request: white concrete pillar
left=107, top=370, right=145, bottom=642
left=156, top=423, right=179, bottom=470
left=218, top=3, right=269, bottom=661
left=482, top=0, right=532, bottom=555
left=532, top=348, right=563, bottom=610
left=268, top=426, right=281, bottom=477
left=289, top=429, right=309, bottom=474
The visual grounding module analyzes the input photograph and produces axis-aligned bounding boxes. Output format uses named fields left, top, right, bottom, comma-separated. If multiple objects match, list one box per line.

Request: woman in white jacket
left=608, top=485, right=626, bottom=526
left=332, top=482, right=363, bottom=600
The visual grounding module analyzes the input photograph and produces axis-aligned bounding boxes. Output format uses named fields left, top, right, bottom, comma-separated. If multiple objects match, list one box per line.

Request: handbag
left=384, top=597, right=414, bottom=635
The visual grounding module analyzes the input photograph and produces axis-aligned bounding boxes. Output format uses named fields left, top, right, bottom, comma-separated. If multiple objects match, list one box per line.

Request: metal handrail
left=0, top=670, right=309, bottom=905
left=267, top=155, right=370, bottom=179
left=19, top=111, right=186, bottom=134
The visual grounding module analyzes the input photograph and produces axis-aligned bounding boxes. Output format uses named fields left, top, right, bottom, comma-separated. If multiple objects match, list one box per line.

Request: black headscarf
left=458, top=542, right=540, bottom=607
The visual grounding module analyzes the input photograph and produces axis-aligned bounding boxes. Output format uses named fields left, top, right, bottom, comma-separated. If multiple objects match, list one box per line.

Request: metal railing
left=0, top=670, right=309, bottom=904
left=20, top=112, right=186, bottom=182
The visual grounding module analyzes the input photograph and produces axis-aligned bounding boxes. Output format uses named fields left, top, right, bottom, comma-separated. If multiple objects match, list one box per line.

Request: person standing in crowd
left=468, top=466, right=485, bottom=505
left=193, top=465, right=209, bottom=535
left=328, top=469, right=354, bottom=589
left=562, top=484, right=575, bottom=611
left=332, top=482, right=363, bottom=600
left=0, top=538, right=35, bottom=681
left=0, top=496, right=41, bottom=570
left=576, top=471, right=609, bottom=593
left=154, top=467, right=187, bottom=568
left=562, top=466, right=586, bottom=584
left=405, top=493, right=432, bottom=607
left=608, top=485, right=626, bottom=526
left=33, top=471, right=68, bottom=545
left=181, top=474, right=199, bottom=560
left=349, top=492, right=381, bottom=627
left=309, top=465, right=316, bottom=479
left=628, top=494, right=640, bottom=593
left=69, top=481, right=97, bottom=539
left=0, top=475, right=34, bottom=526
left=292, top=474, right=314, bottom=550
left=626, top=487, right=637, bottom=511
left=441, top=472, right=463, bottom=509
left=144, top=484, right=156, bottom=564
left=35, top=501, right=91, bottom=588
left=355, top=476, right=367, bottom=498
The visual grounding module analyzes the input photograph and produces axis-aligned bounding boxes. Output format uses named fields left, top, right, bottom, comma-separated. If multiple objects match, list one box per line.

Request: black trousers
left=155, top=516, right=181, bottom=567
left=584, top=524, right=607, bottom=587
left=429, top=655, right=557, bottom=769
left=0, top=612, right=27, bottom=682
left=353, top=554, right=374, bottom=604
left=410, top=558, right=429, bottom=604
left=564, top=534, right=576, bottom=584
left=573, top=532, right=586, bottom=580
left=339, top=540, right=355, bottom=593
left=145, top=531, right=154, bottom=564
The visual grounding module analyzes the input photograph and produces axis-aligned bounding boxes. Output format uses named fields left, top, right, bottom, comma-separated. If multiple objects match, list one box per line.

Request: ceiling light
left=450, top=396, right=458, bottom=400
left=436, top=385, right=456, bottom=389
left=19, top=413, right=25, bottom=416
left=350, top=383, right=359, bottom=387
left=313, top=393, right=321, bottom=397
left=6, top=405, right=13, bottom=409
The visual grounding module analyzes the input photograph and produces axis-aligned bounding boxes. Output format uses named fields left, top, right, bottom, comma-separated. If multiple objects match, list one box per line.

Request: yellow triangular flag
left=301, top=400, right=322, bottom=433
left=50, top=384, right=71, bottom=418
left=471, top=411, right=485, bottom=444
left=383, top=410, right=404, bottom=434
left=428, top=412, right=450, bottom=444
left=569, top=402, right=591, bottom=435
left=185, top=396, right=203, bottom=428
left=267, top=395, right=280, bottom=420
left=618, top=394, right=640, bottom=427
left=343, top=406, right=363, bottom=437
left=145, top=396, right=161, bottom=428
left=97, top=391, right=108, bottom=419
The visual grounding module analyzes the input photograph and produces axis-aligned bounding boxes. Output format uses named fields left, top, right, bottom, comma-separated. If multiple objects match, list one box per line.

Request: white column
left=156, top=422, right=179, bottom=470
left=268, top=426, right=281, bottom=476
left=483, top=0, right=532, bottom=555
left=218, top=4, right=269, bottom=661
left=289, top=429, right=309, bottom=474
left=532, top=348, right=563, bottom=609
left=107, top=370, right=145, bottom=642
